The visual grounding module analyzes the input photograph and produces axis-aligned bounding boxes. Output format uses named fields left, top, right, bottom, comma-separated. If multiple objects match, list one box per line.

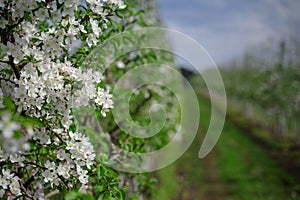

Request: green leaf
left=119, top=188, right=126, bottom=200
left=115, top=11, right=125, bottom=19
left=17, top=115, right=44, bottom=127
left=65, top=191, right=94, bottom=200
left=110, top=19, right=123, bottom=32
left=97, top=165, right=103, bottom=181
left=23, top=12, right=33, bottom=23
left=3, top=96, right=16, bottom=111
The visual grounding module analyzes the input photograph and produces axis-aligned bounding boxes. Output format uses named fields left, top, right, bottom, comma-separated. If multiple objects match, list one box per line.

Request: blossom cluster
left=0, top=112, right=33, bottom=155
left=0, top=169, right=21, bottom=198
left=0, top=128, right=96, bottom=198
left=0, top=0, right=125, bottom=198
left=14, top=60, right=113, bottom=127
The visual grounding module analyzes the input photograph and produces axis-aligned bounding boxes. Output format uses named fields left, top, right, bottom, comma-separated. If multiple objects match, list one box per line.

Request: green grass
left=154, top=164, right=180, bottom=200
left=153, top=128, right=205, bottom=200
left=153, top=94, right=299, bottom=200
left=198, top=96, right=298, bottom=200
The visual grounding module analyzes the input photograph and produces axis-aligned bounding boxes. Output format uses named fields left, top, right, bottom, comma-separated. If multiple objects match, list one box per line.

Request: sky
left=155, top=0, right=300, bottom=70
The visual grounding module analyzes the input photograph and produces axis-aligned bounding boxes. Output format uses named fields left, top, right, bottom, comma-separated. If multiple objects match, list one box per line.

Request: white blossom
left=0, top=113, right=20, bottom=139
left=0, top=0, right=126, bottom=196
left=42, top=169, right=55, bottom=183
left=0, top=176, right=9, bottom=189
left=10, top=176, right=21, bottom=196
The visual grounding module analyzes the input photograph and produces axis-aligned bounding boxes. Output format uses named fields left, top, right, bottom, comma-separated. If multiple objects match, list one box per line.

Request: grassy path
left=154, top=124, right=206, bottom=200
left=153, top=95, right=299, bottom=200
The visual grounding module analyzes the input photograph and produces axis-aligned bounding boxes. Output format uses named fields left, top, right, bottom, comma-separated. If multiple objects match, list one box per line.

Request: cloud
left=156, top=0, right=300, bottom=67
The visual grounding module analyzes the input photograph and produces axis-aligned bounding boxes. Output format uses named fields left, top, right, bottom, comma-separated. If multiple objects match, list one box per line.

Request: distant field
left=153, top=93, right=299, bottom=200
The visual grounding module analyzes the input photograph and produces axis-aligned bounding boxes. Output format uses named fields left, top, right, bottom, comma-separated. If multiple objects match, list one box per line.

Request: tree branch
left=0, top=77, right=18, bottom=85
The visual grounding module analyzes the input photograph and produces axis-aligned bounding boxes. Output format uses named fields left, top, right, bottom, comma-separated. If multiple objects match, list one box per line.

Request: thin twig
left=23, top=161, right=46, bottom=170
left=19, top=181, right=37, bottom=200
left=45, top=189, right=60, bottom=199
left=0, top=77, right=18, bottom=85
